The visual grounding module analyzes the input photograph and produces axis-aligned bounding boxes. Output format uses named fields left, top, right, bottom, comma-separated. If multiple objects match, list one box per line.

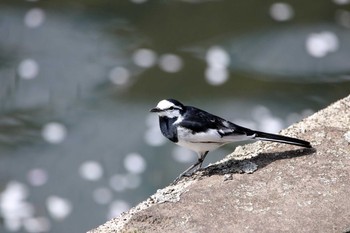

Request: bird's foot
left=170, top=167, right=203, bottom=185
left=171, top=172, right=191, bottom=185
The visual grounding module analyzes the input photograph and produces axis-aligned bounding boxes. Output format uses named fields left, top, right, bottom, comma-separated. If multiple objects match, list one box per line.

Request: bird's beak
left=150, top=107, right=161, bottom=113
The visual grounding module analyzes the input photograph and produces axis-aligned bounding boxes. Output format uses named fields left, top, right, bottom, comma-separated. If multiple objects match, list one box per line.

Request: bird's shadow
left=199, top=147, right=316, bottom=178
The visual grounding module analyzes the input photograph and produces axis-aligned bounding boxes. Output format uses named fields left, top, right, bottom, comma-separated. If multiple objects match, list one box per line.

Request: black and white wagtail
left=150, top=99, right=312, bottom=182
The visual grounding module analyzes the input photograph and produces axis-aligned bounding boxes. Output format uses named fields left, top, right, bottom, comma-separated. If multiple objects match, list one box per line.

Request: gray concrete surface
left=89, top=95, right=350, bottom=233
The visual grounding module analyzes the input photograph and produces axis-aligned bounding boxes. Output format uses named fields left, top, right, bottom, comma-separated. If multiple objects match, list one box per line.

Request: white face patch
left=155, top=99, right=182, bottom=118
left=156, top=100, right=175, bottom=110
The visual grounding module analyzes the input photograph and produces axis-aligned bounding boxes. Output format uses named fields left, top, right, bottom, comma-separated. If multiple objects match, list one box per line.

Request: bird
left=150, top=98, right=312, bottom=183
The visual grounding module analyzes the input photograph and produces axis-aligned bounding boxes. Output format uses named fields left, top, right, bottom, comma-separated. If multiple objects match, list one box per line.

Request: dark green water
left=0, top=1, right=350, bottom=232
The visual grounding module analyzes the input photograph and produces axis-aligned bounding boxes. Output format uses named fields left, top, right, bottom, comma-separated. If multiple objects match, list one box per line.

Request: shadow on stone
left=201, top=147, right=316, bottom=177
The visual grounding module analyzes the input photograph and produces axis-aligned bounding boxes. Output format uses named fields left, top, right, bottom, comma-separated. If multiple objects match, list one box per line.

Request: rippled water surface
left=1, top=1, right=350, bottom=232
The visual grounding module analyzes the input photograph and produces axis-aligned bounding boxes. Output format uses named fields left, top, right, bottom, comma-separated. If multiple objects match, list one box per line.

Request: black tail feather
left=254, top=131, right=312, bottom=148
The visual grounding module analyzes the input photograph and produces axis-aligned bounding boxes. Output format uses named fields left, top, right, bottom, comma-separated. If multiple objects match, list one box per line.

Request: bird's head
left=150, top=99, right=185, bottom=118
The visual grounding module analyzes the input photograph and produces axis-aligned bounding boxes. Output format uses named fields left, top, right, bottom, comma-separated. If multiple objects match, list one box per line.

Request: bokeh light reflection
left=305, top=31, right=339, bottom=58
left=46, top=196, right=72, bottom=221
left=132, top=48, right=157, bottom=68
left=144, top=114, right=167, bottom=146
left=18, top=59, right=39, bottom=80
left=332, top=0, right=350, bottom=5
left=269, top=2, right=294, bottom=22
left=107, top=200, right=130, bottom=219
left=158, top=54, right=183, bottom=73
left=109, top=174, right=128, bottom=192
left=205, top=46, right=230, bottom=85
left=93, top=187, right=113, bottom=205
left=0, top=181, right=37, bottom=232
left=109, top=66, right=130, bottom=86
left=123, top=153, right=146, bottom=174
left=24, top=8, right=45, bottom=28
left=23, top=217, right=51, bottom=233
left=27, top=168, right=48, bottom=187
left=79, top=161, right=104, bottom=181
left=335, top=10, right=350, bottom=28
left=172, top=146, right=196, bottom=164
left=41, top=122, right=67, bottom=144
left=252, top=105, right=283, bottom=133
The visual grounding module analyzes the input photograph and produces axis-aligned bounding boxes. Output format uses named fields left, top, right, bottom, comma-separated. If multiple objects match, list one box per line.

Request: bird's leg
left=197, top=151, right=209, bottom=170
left=171, top=151, right=209, bottom=185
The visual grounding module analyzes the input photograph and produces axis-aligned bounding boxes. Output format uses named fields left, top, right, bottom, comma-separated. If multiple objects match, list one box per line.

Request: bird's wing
left=177, top=107, right=255, bottom=143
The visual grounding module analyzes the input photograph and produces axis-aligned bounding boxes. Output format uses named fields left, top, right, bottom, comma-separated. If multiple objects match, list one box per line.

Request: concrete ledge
left=89, top=95, right=350, bottom=233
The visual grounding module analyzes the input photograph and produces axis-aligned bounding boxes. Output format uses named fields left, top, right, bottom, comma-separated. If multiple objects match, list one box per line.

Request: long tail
left=254, top=131, right=312, bottom=148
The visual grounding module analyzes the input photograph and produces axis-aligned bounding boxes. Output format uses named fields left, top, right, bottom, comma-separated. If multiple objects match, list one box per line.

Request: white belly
left=175, top=126, right=254, bottom=154
left=176, top=139, right=225, bottom=155
left=176, top=127, right=227, bottom=154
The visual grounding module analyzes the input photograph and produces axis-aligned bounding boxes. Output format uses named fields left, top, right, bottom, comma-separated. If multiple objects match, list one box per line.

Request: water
left=0, top=1, right=350, bottom=232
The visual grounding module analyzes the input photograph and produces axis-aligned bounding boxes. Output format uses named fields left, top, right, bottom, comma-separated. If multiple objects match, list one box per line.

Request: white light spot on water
left=0, top=181, right=33, bottom=221
left=259, top=116, right=284, bottom=133
left=46, top=196, right=72, bottom=221
left=79, top=161, right=103, bottom=181
left=333, top=0, right=350, bottom=5
left=206, top=46, right=230, bottom=68
left=109, top=173, right=141, bottom=192
left=107, top=200, right=130, bottom=219
left=269, top=3, right=294, bottom=21
left=305, top=31, right=339, bottom=58
left=252, top=105, right=270, bottom=122
left=4, top=218, right=21, bottom=232
left=23, top=217, right=51, bottom=233
left=0, top=181, right=37, bottom=231
left=335, top=10, right=350, bottom=28
left=132, top=48, right=157, bottom=68
left=144, top=127, right=167, bottom=147
left=172, top=146, right=196, bottom=163
left=130, top=0, right=148, bottom=3
left=145, top=114, right=166, bottom=146
left=123, top=153, right=146, bottom=174
left=42, top=122, right=67, bottom=144
left=124, top=173, right=141, bottom=189
left=109, top=174, right=128, bottom=192
left=205, top=66, right=229, bottom=86
left=252, top=105, right=283, bottom=133
left=158, top=54, right=183, bottom=73
left=109, top=66, right=130, bottom=85
left=18, top=59, right=39, bottom=80
left=93, top=187, right=113, bottom=205
left=24, top=8, right=45, bottom=28
left=27, top=168, right=48, bottom=187
left=146, top=113, right=158, bottom=127
left=0, top=181, right=29, bottom=205
left=205, top=46, right=230, bottom=85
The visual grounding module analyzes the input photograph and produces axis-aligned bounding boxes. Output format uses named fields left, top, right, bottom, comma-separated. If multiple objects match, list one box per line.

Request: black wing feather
left=179, top=106, right=251, bottom=137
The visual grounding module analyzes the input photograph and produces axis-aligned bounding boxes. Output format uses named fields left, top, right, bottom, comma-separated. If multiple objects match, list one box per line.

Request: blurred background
left=1, top=0, right=350, bottom=232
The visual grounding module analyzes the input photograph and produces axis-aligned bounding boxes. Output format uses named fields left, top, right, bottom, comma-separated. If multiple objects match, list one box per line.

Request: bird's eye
left=168, top=107, right=175, bottom=110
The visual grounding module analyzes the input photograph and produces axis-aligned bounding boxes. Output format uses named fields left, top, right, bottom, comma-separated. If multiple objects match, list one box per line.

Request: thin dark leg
left=197, top=151, right=208, bottom=169
left=171, top=151, right=209, bottom=184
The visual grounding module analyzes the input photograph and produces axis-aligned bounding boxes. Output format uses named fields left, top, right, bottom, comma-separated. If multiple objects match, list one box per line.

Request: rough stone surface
left=89, top=95, right=350, bottom=233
